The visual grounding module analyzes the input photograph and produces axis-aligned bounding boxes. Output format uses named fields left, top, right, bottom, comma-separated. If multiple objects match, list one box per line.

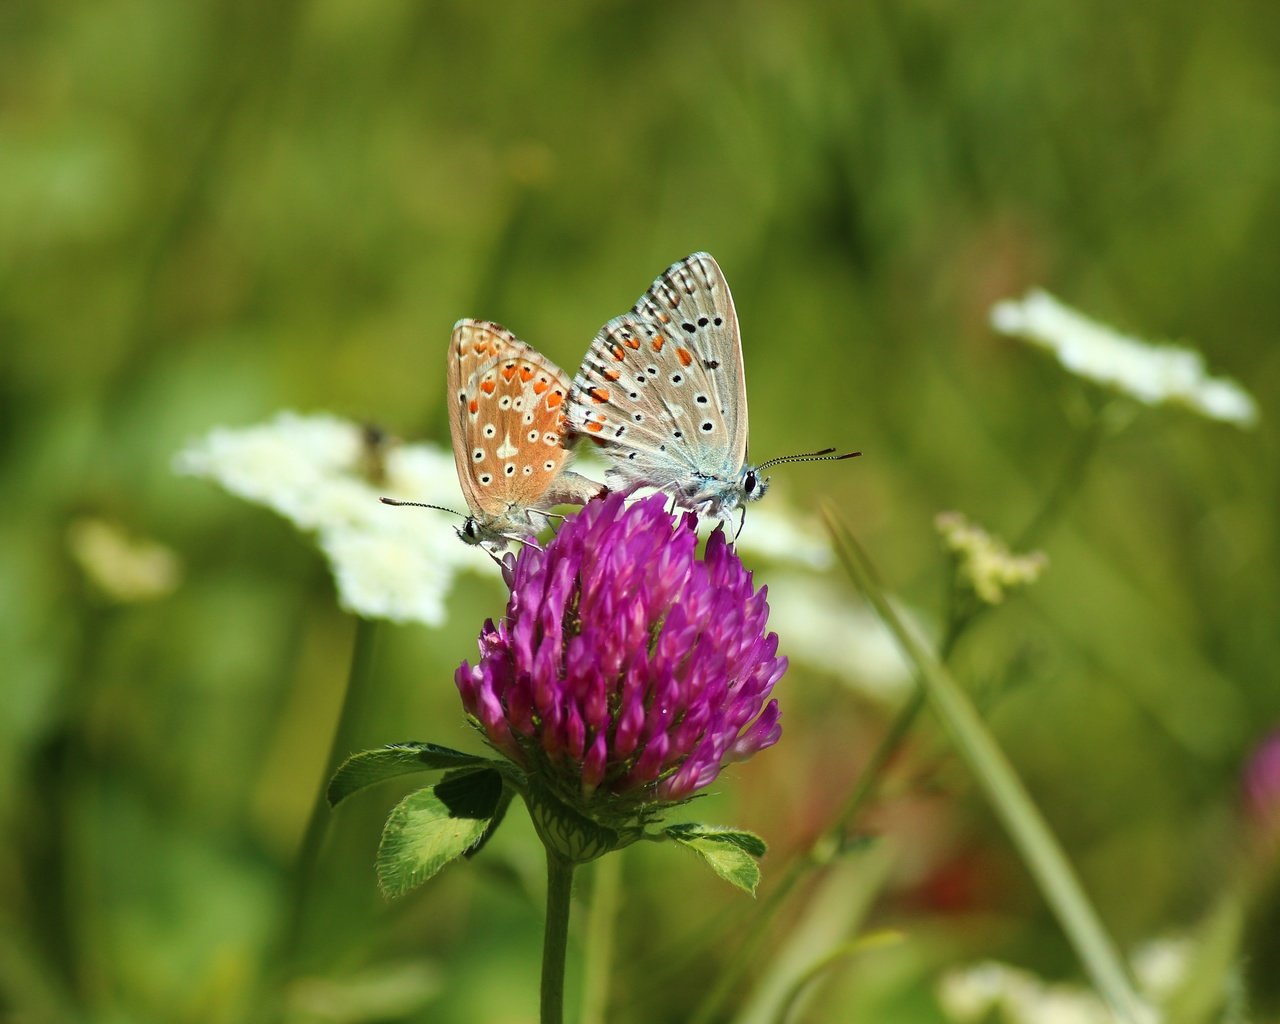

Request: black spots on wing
left=681, top=322, right=696, bottom=334
left=695, top=394, right=709, bottom=404
left=703, top=359, right=720, bottom=370
left=633, top=412, right=644, bottom=423
left=628, top=452, right=637, bottom=460
left=673, top=429, right=683, bottom=439
left=670, top=373, right=683, bottom=385
left=713, top=316, right=723, bottom=327
left=701, top=421, right=714, bottom=432
left=614, top=425, right=626, bottom=437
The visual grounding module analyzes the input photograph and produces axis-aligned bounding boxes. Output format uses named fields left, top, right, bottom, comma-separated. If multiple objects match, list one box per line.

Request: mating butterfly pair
left=433, top=253, right=857, bottom=549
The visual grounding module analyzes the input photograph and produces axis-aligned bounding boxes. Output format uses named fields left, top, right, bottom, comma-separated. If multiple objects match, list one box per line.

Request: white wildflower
left=991, top=289, right=1258, bottom=428
left=176, top=412, right=493, bottom=626
left=936, top=960, right=1009, bottom=1020
left=936, top=511, right=1048, bottom=605
left=734, top=503, right=834, bottom=571
left=67, top=518, right=182, bottom=603
left=938, top=939, right=1191, bottom=1024
left=766, top=573, right=922, bottom=704
left=937, top=960, right=1150, bottom=1024
left=1130, top=936, right=1192, bottom=1003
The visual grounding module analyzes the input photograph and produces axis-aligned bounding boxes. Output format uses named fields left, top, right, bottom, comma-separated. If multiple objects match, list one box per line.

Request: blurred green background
left=3, top=1, right=1278, bottom=1021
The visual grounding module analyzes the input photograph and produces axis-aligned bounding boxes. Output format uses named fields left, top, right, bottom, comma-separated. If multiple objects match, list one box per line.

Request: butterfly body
left=569, top=253, right=763, bottom=520
left=447, top=319, right=601, bottom=548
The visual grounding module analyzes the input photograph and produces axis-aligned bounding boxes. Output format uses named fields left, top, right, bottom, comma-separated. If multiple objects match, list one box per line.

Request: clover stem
left=541, top=850, right=576, bottom=1024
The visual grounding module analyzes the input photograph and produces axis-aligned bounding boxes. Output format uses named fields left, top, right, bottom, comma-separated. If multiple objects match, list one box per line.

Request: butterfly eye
left=743, top=470, right=769, bottom=502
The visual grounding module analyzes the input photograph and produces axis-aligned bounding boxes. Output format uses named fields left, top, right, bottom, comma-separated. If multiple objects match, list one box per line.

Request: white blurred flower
left=991, top=289, right=1258, bottom=428
left=1130, top=936, right=1192, bottom=1004
left=176, top=412, right=494, bottom=626
left=937, top=960, right=1151, bottom=1024
left=67, top=517, right=182, bottom=603
left=937, top=939, right=1192, bottom=1024
left=735, top=504, right=834, bottom=571
left=936, top=511, right=1048, bottom=605
left=767, top=573, right=923, bottom=704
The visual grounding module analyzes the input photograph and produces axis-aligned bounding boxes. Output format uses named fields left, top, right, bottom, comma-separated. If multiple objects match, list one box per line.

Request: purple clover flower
left=1244, top=729, right=1280, bottom=845
left=455, top=491, right=786, bottom=823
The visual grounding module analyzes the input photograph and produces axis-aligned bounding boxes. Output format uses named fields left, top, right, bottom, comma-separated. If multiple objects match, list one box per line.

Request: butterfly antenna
left=755, top=448, right=862, bottom=471
left=380, top=497, right=465, bottom=517
left=734, top=505, right=747, bottom=543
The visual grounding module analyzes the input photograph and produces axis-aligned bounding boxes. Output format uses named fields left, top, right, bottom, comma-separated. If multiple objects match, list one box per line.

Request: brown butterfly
left=421, top=319, right=602, bottom=548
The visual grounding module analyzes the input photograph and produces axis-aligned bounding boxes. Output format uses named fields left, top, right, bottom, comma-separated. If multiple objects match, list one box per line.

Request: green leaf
left=327, top=742, right=498, bottom=807
left=664, top=823, right=766, bottom=895
left=463, top=786, right=513, bottom=861
left=376, top=769, right=505, bottom=898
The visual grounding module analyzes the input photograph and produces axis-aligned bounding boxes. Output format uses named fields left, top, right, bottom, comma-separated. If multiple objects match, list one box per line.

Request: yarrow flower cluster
left=990, top=289, right=1258, bottom=428
left=456, top=491, right=786, bottom=823
left=937, top=936, right=1189, bottom=1024
left=935, top=511, right=1048, bottom=605
left=175, top=411, right=493, bottom=625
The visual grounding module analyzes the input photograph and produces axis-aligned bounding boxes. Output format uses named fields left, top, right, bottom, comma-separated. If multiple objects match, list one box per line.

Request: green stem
left=691, top=408, right=1110, bottom=1023
left=825, top=516, right=1148, bottom=1022
left=542, top=851, right=576, bottom=1024
left=580, top=854, right=620, bottom=1024
left=282, top=616, right=380, bottom=965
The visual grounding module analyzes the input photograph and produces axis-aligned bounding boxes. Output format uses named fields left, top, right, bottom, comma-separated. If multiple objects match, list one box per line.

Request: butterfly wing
left=447, top=319, right=581, bottom=532
left=569, top=253, right=748, bottom=509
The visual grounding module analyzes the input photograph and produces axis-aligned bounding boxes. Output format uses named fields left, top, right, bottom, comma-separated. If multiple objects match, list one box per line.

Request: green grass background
left=2, top=1, right=1277, bottom=1021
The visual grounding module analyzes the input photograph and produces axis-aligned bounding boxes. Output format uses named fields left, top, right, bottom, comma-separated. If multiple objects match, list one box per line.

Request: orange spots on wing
left=501, top=363, right=518, bottom=382
left=545, top=391, right=564, bottom=410
left=611, top=344, right=626, bottom=361
left=480, top=379, right=496, bottom=395
left=676, top=347, right=694, bottom=367
left=652, top=336, right=664, bottom=352
left=468, top=398, right=479, bottom=414
left=585, top=420, right=604, bottom=433
left=520, top=366, right=534, bottom=382
left=533, top=378, right=549, bottom=394
left=589, top=387, right=609, bottom=404
left=657, top=313, right=670, bottom=324
left=624, top=336, right=641, bottom=350
left=603, top=368, right=621, bottom=381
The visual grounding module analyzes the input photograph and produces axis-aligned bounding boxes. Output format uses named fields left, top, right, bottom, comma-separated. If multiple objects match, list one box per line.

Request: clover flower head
left=455, top=491, right=786, bottom=823
left=175, top=411, right=492, bottom=626
left=991, top=289, right=1258, bottom=428
left=936, top=511, right=1048, bottom=605
left=1243, top=728, right=1280, bottom=850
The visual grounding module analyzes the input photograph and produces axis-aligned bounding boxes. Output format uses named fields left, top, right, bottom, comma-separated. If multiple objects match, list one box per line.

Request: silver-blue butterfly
left=569, top=252, right=856, bottom=522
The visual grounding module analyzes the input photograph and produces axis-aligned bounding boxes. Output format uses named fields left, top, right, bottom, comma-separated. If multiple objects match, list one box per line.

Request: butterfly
left=568, top=252, right=858, bottom=523
left=387, top=319, right=603, bottom=549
